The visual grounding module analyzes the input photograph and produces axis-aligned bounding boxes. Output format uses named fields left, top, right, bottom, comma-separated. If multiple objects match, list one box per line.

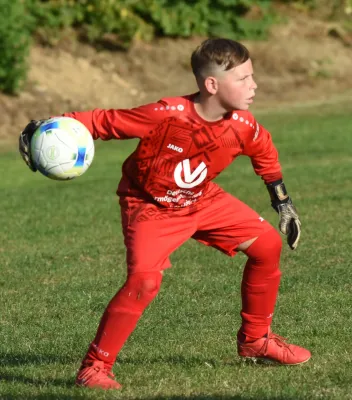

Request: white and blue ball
left=30, top=117, right=95, bottom=180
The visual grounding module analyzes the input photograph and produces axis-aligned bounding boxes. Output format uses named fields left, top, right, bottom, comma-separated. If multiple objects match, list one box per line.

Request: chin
left=223, top=100, right=249, bottom=112
left=234, top=104, right=249, bottom=111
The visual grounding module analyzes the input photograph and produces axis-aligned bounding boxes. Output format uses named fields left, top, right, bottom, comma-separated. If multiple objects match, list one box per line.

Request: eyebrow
left=239, top=74, right=252, bottom=79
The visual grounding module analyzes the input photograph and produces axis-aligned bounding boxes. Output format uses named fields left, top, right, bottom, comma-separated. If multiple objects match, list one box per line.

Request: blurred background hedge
left=0, top=0, right=351, bottom=94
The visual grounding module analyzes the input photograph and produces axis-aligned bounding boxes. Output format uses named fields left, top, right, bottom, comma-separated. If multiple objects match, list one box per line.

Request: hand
left=276, top=199, right=301, bottom=250
left=19, top=120, right=44, bottom=172
left=267, top=180, right=301, bottom=250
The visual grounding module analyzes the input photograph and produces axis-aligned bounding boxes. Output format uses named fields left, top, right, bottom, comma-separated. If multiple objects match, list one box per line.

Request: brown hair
left=191, top=38, right=250, bottom=79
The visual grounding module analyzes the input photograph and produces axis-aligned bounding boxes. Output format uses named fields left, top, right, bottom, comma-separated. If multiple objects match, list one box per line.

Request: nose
left=251, top=77, right=258, bottom=90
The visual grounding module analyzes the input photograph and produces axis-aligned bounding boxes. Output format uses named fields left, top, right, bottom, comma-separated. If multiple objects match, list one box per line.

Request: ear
left=204, top=76, right=218, bottom=95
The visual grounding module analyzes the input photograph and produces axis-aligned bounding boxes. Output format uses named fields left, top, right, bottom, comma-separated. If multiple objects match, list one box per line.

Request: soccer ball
left=30, top=117, right=95, bottom=180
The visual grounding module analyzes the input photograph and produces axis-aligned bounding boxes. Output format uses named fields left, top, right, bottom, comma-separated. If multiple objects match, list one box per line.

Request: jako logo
left=92, top=344, right=110, bottom=358
left=97, top=348, right=109, bottom=357
left=167, top=143, right=183, bottom=153
left=174, top=159, right=207, bottom=189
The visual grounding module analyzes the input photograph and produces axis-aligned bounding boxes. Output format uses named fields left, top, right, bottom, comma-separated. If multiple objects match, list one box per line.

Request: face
left=206, top=58, right=257, bottom=111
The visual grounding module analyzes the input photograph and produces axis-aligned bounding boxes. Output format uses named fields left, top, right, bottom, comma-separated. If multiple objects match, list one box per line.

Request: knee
left=108, top=271, right=163, bottom=314
left=263, top=228, right=282, bottom=253
left=132, top=272, right=163, bottom=297
left=244, top=228, right=282, bottom=264
left=124, top=271, right=163, bottom=302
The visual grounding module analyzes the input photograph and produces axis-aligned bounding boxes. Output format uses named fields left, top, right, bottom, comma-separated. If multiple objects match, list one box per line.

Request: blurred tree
left=0, top=0, right=33, bottom=94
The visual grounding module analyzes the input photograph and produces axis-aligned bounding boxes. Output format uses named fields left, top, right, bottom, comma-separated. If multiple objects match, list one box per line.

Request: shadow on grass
left=1, top=352, right=271, bottom=369
left=118, top=354, right=279, bottom=368
left=146, top=397, right=301, bottom=400
left=0, top=351, right=76, bottom=367
left=0, top=394, right=305, bottom=400
left=0, top=396, right=80, bottom=400
left=0, top=365, right=303, bottom=400
left=1, top=351, right=283, bottom=369
left=0, top=353, right=294, bottom=400
left=0, top=370, right=73, bottom=388
left=119, top=354, right=224, bottom=367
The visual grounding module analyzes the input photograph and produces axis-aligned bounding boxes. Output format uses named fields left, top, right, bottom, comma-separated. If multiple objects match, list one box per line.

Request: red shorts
left=120, top=187, right=273, bottom=273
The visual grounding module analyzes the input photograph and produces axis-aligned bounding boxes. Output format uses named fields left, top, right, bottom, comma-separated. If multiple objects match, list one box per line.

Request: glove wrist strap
left=266, top=180, right=289, bottom=204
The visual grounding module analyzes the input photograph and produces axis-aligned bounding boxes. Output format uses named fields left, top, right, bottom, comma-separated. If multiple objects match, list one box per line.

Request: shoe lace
left=93, top=364, right=115, bottom=380
left=264, top=332, right=294, bottom=356
left=78, top=361, right=114, bottom=383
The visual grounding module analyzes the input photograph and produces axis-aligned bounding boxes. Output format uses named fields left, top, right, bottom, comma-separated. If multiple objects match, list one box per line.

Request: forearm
left=62, top=110, right=115, bottom=141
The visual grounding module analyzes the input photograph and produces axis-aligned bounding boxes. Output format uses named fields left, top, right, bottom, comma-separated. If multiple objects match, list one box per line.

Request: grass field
left=1, top=102, right=352, bottom=400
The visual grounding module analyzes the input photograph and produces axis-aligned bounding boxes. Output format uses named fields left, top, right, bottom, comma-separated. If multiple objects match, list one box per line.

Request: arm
left=242, top=121, right=282, bottom=184
left=62, top=102, right=166, bottom=141
left=18, top=101, right=167, bottom=171
left=242, top=116, right=301, bottom=250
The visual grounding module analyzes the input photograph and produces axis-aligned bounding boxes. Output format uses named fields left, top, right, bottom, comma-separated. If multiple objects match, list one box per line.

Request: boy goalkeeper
left=19, top=38, right=310, bottom=390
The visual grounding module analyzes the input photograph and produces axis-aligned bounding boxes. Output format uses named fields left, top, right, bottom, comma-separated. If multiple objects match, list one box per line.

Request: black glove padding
left=267, top=180, right=301, bottom=250
left=19, top=120, right=45, bottom=172
left=276, top=200, right=301, bottom=250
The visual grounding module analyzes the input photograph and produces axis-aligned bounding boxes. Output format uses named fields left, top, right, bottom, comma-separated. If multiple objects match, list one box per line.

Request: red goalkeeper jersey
left=63, top=94, right=282, bottom=209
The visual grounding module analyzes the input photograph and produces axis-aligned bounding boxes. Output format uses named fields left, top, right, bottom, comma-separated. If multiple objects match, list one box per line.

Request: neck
left=193, top=92, right=227, bottom=122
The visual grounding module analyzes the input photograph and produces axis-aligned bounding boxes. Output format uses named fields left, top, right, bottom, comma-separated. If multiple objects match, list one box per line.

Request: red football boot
left=75, top=360, right=122, bottom=390
left=237, top=328, right=311, bottom=365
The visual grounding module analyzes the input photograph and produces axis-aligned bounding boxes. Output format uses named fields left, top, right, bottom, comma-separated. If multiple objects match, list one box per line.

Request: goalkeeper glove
left=19, top=120, right=45, bottom=172
left=266, top=180, right=301, bottom=250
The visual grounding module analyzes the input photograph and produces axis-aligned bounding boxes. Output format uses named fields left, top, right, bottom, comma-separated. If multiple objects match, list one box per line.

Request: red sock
left=82, top=271, right=162, bottom=370
left=238, top=228, right=282, bottom=342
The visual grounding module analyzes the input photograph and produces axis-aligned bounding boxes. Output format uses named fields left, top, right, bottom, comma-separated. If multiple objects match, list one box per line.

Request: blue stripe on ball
left=74, top=147, right=86, bottom=167
left=40, top=121, right=60, bottom=132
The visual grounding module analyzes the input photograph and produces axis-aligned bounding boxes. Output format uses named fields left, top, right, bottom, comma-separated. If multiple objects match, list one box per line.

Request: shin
left=238, top=228, right=282, bottom=341
left=83, top=271, right=163, bottom=369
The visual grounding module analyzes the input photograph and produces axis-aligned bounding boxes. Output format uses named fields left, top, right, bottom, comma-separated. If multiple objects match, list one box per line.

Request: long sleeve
left=62, top=102, right=168, bottom=141
left=241, top=114, right=282, bottom=184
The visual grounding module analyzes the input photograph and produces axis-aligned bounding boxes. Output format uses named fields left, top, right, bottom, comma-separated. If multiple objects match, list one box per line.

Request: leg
left=84, top=271, right=163, bottom=370
left=76, top=271, right=163, bottom=390
left=237, top=230, right=311, bottom=364
left=192, top=188, right=311, bottom=364
left=238, top=228, right=282, bottom=340
left=76, top=200, right=197, bottom=389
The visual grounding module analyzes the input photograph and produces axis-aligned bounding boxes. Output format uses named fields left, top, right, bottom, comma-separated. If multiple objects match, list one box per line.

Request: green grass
left=1, top=102, right=352, bottom=400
